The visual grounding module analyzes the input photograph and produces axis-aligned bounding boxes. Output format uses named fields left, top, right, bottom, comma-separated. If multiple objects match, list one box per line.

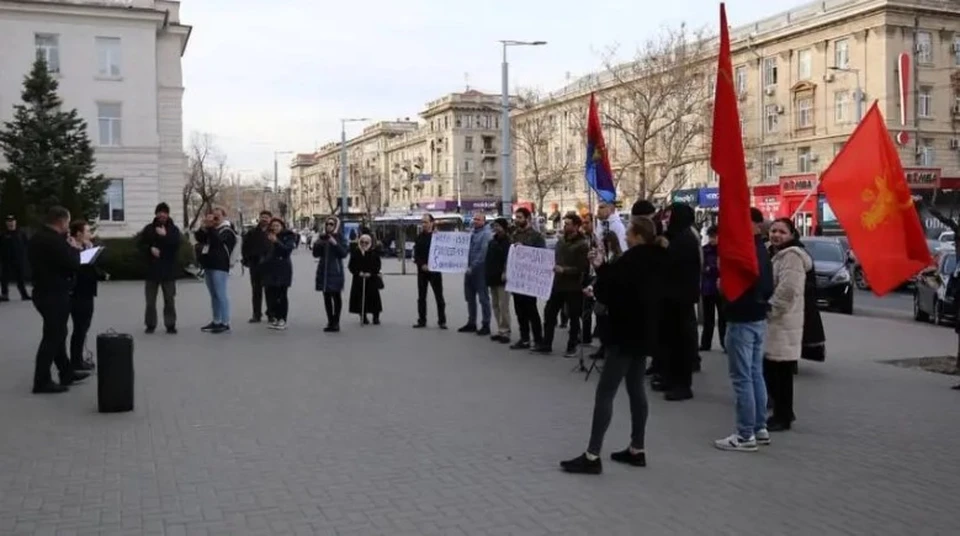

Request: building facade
left=291, top=90, right=507, bottom=220
left=0, top=0, right=190, bottom=237
left=512, top=0, right=960, bottom=232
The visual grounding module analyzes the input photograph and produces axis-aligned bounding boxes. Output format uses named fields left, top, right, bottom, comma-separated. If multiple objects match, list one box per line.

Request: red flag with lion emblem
left=820, top=102, right=932, bottom=296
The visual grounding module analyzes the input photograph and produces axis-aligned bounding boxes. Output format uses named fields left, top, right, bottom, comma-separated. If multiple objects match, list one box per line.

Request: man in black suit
left=28, top=206, right=90, bottom=394
left=0, top=214, right=31, bottom=301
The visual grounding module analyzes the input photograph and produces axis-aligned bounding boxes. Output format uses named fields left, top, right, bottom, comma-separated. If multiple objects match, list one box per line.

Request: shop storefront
left=417, top=198, right=500, bottom=213
left=671, top=188, right=699, bottom=206
left=751, top=183, right=781, bottom=222
left=778, top=174, right=818, bottom=236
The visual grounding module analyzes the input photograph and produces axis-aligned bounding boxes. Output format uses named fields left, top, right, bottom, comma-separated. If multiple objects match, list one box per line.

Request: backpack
left=224, top=227, right=242, bottom=267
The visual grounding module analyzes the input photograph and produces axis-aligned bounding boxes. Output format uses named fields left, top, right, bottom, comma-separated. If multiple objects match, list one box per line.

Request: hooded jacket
left=594, top=239, right=667, bottom=356
left=194, top=221, right=237, bottom=273
left=662, top=203, right=702, bottom=305
left=313, top=217, right=348, bottom=292
left=553, top=231, right=590, bottom=292
left=138, top=217, right=182, bottom=281
left=766, top=243, right=814, bottom=361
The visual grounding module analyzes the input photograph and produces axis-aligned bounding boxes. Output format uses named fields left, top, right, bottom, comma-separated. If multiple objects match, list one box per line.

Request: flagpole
left=789, top=180, right=821, bottom=220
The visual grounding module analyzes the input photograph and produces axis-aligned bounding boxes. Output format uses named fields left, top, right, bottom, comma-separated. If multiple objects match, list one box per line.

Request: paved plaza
left=1, top=251, right=958, bottom=535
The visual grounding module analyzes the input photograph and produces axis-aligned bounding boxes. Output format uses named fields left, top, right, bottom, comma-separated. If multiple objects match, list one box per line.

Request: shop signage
left=698, top=187, right=719, bottom=208
left=671, top=188, right=698, bottom=205
left=903, top=167, right=940, bottom=190
left=779, top=174, right=816, bottom=194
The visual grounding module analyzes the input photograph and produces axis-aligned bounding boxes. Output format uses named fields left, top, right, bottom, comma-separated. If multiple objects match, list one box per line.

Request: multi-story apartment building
left=291, top=90, right=507, bottom=220
left=512, top=0, right=960, bottom=234
left=0, top=0, right=190, bottom=237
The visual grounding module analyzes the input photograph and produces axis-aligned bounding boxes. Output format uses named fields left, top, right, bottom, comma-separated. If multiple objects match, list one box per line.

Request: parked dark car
left=835, top=236, right=940, bottom=291
left=801, top=237, right=855, bottom=315
left=913, top=250, right=958, bottom=325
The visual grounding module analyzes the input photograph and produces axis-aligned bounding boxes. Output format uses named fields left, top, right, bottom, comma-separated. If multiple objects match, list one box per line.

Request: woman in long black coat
left=348, top=234, right=383, bottom=325
left=261, top=218, right=296, bottom=330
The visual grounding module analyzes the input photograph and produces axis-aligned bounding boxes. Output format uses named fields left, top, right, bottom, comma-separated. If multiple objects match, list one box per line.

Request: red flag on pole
left=712, top=3, right=758, bottom=301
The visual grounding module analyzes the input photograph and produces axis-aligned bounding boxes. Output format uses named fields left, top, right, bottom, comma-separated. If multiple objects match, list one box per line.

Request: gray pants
left=145, top=280, right=177, bottom=329
left=587, top=346, right=648, bottom=455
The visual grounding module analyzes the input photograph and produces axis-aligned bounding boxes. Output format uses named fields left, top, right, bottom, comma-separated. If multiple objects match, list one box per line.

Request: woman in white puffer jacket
left=764, top=218, right=813, bottom=432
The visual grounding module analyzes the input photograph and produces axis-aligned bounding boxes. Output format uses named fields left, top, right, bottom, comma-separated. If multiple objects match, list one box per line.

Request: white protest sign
left=506, top=244, right=555, bottom=300
left=427, top=231, right=470, bottom=273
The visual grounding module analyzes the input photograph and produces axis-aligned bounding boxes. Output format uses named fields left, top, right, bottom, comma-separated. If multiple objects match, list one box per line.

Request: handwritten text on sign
left=428, top=232, right=471, bottom=273
left=506, top=245, right=555, bottom=300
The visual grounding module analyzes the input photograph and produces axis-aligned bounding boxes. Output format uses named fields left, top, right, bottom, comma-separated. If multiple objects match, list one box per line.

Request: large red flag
left=712, top=3, right=758, bottom=302
left=820, top=102, right=932, bottom=296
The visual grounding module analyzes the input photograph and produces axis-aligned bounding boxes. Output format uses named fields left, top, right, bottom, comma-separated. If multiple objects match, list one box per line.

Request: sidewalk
left=0, top=252, right=957, bottom=535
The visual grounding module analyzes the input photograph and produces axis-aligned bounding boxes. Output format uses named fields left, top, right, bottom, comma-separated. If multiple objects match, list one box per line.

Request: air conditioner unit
left=809, top=153, right=819, bottom=163
left=823, top=73, right=835, bottom=83
left=764, top=86, right=776, bottom=96
left=774, top=157, right=784, bottom=166
left=775, top=105, right=785, bottom=114
left=953, top=105, right=960, bottom=115
left=954, top=42, right=960, bottom=53
left=737, top=91, right=748, bottom=101
left=951, top=138, right=960, bottom=150
left=746, top=160, right=754, bottom=169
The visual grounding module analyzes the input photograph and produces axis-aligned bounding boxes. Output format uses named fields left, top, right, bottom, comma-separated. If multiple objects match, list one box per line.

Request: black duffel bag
left=96, top=331, right=134, bottom=413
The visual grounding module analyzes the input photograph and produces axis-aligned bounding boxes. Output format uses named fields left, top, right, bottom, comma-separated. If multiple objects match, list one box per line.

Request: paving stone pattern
left=1, top=252, right=958, bottom=535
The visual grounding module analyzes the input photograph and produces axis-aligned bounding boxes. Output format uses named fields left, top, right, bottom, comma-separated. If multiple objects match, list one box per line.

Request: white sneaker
left=713, top=433, right=758, bottom=452
left=755, top=429, right=771, bottom=446
left=275, top=320, right=287, bottom=330
left=267, top=320, right=279, bottom=330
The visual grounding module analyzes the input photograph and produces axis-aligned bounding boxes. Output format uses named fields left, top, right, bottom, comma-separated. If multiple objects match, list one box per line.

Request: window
left=463, top=159, right=473, bottom=172
left=734, top=65, right=747, bottom=94
left=464, top=136, right=473, bottom=152
left=917, top=31, right=933, bottom=64
left=95, top=37, right=121, bottom=77
left=97, top=103, right=122, bottom=145
left=834, top=39, right=850, bottom=69
left=765, top=104, right=779, bottom=133
left=796, top=97, right=813, bottom=128
left=34, top=33, right=60, bottom=73
left=763, top=57, right=778, bottom=86
left=99, top=179, right=125, bottom=222
left=797, top=49, right=812, bottom=80
left=919, top=86, right=933, bottom=118
left=834, top=91, right=850, bottom=124
left=455, top=115, right=462, bottom=128
left=798, top=147, right=813, bottom=173
left=833, top=141, right=845, bottom=156
left=954, top=37, right=960, bottom=67
left=764, top=153, right=778, bottom=180
left=920, top=138, right=935, bottom=166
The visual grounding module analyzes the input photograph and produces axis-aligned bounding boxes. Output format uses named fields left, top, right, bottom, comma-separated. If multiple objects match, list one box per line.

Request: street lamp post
left=499, top=39, right=546, bottom=216
left=340, top=118, right=370, bottom=216
left=273, top=150, right=293, bottom=217
left=828, top=66, right=862, bottom=121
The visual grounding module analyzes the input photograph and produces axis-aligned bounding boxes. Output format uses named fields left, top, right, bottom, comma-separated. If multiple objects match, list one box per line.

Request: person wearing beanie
left=484, top=217, right=513, bottom=343
left=631, top=200, right=663, bottom=236
left=137, top=202, right=182, bottom=334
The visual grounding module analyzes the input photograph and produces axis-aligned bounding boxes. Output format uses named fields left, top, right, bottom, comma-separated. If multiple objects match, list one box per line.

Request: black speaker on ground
left=96, top=331, right=134, bottom=413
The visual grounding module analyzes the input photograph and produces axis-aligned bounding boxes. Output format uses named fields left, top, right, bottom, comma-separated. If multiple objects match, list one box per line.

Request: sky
left=180, top=0, right=806, bottom=186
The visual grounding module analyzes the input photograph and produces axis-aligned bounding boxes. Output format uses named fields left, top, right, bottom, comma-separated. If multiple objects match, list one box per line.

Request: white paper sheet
left=80, top=246, right=103, bottom=265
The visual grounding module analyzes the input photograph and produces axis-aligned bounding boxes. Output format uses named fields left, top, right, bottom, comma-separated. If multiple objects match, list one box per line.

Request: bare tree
left=600, top=23, right=713, bottom=200
left=355, top=164, right=382, bottom=218
left=182, top=132, right=227, bottom=229
left=513, top=89, right=576, bottom=215
left=319, top=171, right=338, bottom=215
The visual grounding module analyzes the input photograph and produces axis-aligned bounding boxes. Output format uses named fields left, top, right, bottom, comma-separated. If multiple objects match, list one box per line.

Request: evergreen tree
left=0, top=57, right=107, bottom=227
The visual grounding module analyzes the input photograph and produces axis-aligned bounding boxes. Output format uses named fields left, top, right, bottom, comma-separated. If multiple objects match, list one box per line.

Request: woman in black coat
left=561, top=216, right=667, bottom=475
left=261, top=218, right=296, bottom=330
left=348, top=234, right=383, bottom=325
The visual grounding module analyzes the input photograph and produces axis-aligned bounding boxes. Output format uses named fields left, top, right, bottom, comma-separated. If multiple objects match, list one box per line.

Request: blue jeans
left=204, top=269, right=231, bottom=325
left=724, top=321, right=768, bottom=439
left=464, top=271, right=491, bottom=327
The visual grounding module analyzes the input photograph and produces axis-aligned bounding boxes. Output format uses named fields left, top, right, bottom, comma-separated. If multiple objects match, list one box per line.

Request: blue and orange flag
left=584, top=93, right=617, bottom=203
left=820, top=102, right=932, bottom=296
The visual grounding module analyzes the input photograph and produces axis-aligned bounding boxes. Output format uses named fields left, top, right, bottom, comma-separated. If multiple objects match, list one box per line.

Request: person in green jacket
left=533, top=213, right=590, bottom=357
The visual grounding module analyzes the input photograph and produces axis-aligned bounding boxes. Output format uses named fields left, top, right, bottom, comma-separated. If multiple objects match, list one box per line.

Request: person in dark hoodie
left=485, top=217, right=512, bottom=343
left=700, top=225, right=726, bottom=352
left=261, top=218, right=296, bottom=330
left=534, top=213, right=590, bottom=357
left=714, top=207, right=775, bottom=452
left=68, top=220, right=100, bottom=371
left=137, top=202, right=182, bottom=334
left=0, top=214, right=30, bottom=301
left=560, top=216, right=667, bottom=474
left=654, top=202, right=702, bottom=401
left=313, top=216, right=348, bottom=332
left=412, top=213, right=447, bottom=329
left=242, top=210, right=274, bottom=323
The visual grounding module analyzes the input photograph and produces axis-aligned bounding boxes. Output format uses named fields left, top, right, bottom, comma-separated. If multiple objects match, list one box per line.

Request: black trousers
left=1, top=260, right=29, bottom=298
left=763, top=359, right=796, bottom=424
left=512, top=294, right=542, bottom=344
left=662, top=303, right=699, bottom=391
left=70, top=296, right=94, bottom=366
left=265, top=286, right=289, bottom=321
left=543, top=290, right=583, bottom=351
left=700, top=294, right=727, bottom=350
left=323, top=291, right=342, bottom=326
left=416, top=271, right=446, bottom=325
left=250, top=266, right=269, bottom=319
left=587, top=348, right=648, bottom=455
left=32, top=291, right=72, bottom=387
